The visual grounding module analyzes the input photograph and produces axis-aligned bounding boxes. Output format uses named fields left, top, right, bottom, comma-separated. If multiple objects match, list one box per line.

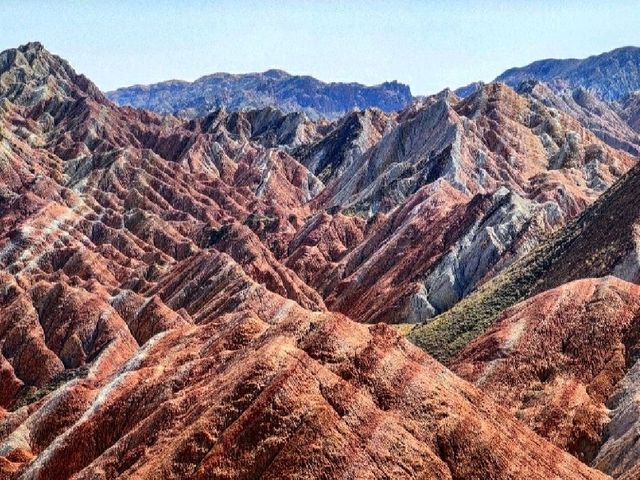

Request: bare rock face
left=594, top=360, right=640, bottom=479
left=0, top=250, right=606, bottom=480
left=319, top=181, right=472, bottom=324
left=516, top=81, right=640, bottom=155
left=301, top=82, right=635, bottom=324
left=1, top=41, right=639, bottom=478
left=0, top=42, right=323, bottom=310
left=408, top=159, right=640, bottom=364
left=1, top=42, right=635, bottom=339
left=296, top=108, right=394, bottom=183
left=451, top=277, right=640, bottom=470
left=618, top=91, right=640, bottom=133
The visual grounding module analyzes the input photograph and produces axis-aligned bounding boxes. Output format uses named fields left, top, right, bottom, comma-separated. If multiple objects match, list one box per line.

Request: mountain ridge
left=456, top=46, right=640, bottom=104
left=1, top=40, right=639, bottom=479
left=106, top=68, right=413, bottom=119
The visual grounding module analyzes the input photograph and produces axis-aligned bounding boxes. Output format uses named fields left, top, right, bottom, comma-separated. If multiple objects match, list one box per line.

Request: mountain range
left=1, top=41, right=640, bottom=479
left=107, top=46, right=640, bottom=123
left=496, top=46, right=640, bottom=101
left=106, top=69, right=413, bottom=119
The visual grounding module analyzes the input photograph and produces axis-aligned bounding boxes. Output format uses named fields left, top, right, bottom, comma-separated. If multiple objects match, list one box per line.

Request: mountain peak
left=0, top=41, right=105, bottom=106
left=18, top=40, right=45, bottom=54
left=262, top=68, right=291, bottom=78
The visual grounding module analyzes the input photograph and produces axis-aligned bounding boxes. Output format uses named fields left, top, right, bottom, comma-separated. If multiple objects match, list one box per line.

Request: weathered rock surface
left=618, top=91, right=640, bottom=133
left=409, top=158, right=640, bottom=362
left=0, top=250, right=607, bottom=480
left=594, top=360, right=640, bottom=479
left=296, top=108, right=394, bottom=183
left=2, top=41, right=640, bottom=478
left=302, top=83, right=635, bottom=324
left=451, top=277, right=640, bottom=473
left=516, top=81, right=640, bottom=155
left=0, top=42, right=324, bottom=313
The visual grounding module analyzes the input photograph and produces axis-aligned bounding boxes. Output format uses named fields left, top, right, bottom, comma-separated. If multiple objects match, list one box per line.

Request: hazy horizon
left=5, top=0, right=640, bottom=95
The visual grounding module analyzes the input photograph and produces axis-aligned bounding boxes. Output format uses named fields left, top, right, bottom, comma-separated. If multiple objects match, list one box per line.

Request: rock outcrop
left=451, top=277, right=640, bottom=474
left=516, top=81, right=640, bottom=155
left=408, top=158, right=640, bottom=362
left=2, top=41, right=640, bottom=478
left=300, top=83, right=635, bottom=324
left=618, top=91, right=640, bottom=133
left=0, top=250, right=607, bottom=480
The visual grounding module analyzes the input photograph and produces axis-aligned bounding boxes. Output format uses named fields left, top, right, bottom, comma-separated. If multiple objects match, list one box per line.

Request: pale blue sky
left=4, top=1, right=640, bottom=95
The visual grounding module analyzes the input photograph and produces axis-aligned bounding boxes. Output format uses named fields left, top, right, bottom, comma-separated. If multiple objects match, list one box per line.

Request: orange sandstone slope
left=0, top=251, right=607, bottom=480
left=451, top=277, right=640, bottom=479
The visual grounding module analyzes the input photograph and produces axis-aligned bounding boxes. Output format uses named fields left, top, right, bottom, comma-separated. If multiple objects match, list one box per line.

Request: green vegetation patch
left=244, top=212, right=279, bottom=232
left=11, top=366, right=90, bottom=411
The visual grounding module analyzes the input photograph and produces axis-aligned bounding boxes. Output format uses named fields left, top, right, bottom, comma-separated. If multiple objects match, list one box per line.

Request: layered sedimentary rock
left=618, top=91, right=640, bottom=133
left=515, top=81, right=640, bottom=155
left=0, top=250, right=607, bottom=480
left=1, top=41, right=638, bottom=357
left=408, top=157, right=640, bottom=362
left=299, top=83, right=635, bottom=324
left=594, top=360, right=640, bottom=480
left=0, top=42, right=325, bottom=311
left=451, top=277, right=640, bottom=475
left=2, top=41, right=640, bottom=478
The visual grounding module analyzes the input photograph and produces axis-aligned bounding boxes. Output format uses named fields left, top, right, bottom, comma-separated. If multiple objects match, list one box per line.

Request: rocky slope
left=2, top=41, right=638, bottom=350
left=1, top=41, right=640, bottom=478
left=515, top=81, right=640, bottom=155
left=451, top=277, right=640, bottom=476
left=0, top=249, right=606, bottom=480
left=296, top=83, right=635, bottom=324
left=456, top=48, right=640, bottom=148
left=106, top=70, right=413, bottom=120
left=408, top=157, right=640, bottom=362
left=618, top=91, right=640, bottom=132
left=107, top=48, right=640, bottom=329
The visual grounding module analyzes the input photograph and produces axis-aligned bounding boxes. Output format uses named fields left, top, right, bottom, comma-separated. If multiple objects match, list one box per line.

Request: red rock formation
left=0, top=252, right=607, bottom=479
left=451, top=277, right=640, bottom=474
left=291, top=83, right=636, bottom=324
left=0, top=42, right=322, bottom=311
left=1, top=41, right=638, bottom=478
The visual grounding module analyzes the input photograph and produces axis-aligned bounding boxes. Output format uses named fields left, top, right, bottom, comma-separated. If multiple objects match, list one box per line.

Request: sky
left=4, top=0, right=640, bottom=95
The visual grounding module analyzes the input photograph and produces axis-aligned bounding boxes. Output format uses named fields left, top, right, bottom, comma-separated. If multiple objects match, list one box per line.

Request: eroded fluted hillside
left=1, top=248, right=608, bottom=479
left=451, top=277, right=640, bottom=477
left=292, top=83, right=635, bottom=324
left=409, top=157, right=640, bottom=362
left=1, top=41, right=640, bottom=479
